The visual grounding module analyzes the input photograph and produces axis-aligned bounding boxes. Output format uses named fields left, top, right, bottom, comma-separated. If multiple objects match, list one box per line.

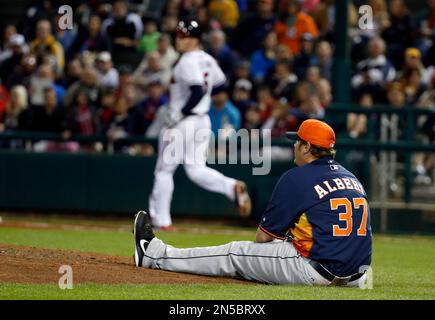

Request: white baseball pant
left=148, top=114, right=237, bottom=227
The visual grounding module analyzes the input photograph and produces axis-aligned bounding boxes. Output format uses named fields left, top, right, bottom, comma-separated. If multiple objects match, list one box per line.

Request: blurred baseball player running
left=148, top=20, right=251, bottom=229
left=135, top=119, right=372, bottom=286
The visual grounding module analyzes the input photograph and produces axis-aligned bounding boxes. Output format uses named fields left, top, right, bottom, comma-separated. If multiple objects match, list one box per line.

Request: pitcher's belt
left=309, top=260, right=364, bottom=285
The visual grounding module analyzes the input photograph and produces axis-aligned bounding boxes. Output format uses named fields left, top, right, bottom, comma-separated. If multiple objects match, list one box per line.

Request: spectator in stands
left=134, top=0, right=167, bottom=16
left=235, top=0, right=249, bottom=14
left=5, top=53, right=38, bottom=90
left=30, top=19, right=65, bottom=73
left=314, top=40, right=333, bottom=81
left=228, top=60, right=255, bottom=97
left=256, top=85, right=276, bottom=123
left=314, top=0, right=358, bottom=41
left=415, top=77, right=435, bottom=184
left=61, top=58, right=83, bottom=88
left=156, top=33, right=179, bottom=71
left=25, top=0, right=57, bottom=37
left=63, top=66, right=101, bottom=108
left=0, top=85, right=31, bottom=149
left=138, top=18, right=161, bottom=54
left=418, top=0, right=435, bottom=39
left=0, top=79, right=9, bottom=121
left=102, top=0, right=144, bottom=53
left=209, top=89, right=241, bottom=139
left=293, top=81, right=312, bottom=107
left=293, top=33, right=317, bottom=79
left=64, top=90, right=100, bottom=141
left=260, top=97, right=295, bottom=159
left=401, top=68, right=427, bottom=104
left=0, top=34, right=28, bottom=85
left=397, top=48, right=431, bottom=85
left=244, top=104, right=262, bottom=131
left=417, top=75, right=435, bottom=110
left=196, top=6, right=213, bottom=35
left=267, top=59, right=298, bottom=102
left=368, top=0, right=391, bottom=34
left=387, top=81, right=407, bottom=109
left=0, top=25, right=19, bottom=64
left=163, top=0, right=181, bottom=17
left=274, top=0, right=319, bottom=55
left=95, top=51, right=120, bottom=90
left=382, top=83, right=409, bottom=161
left=369, top=0, right=391, bottom=35
left=350, top=0, right=390, bottom=63
left=29, top=63, right=65, bottom=107
left=99, top=89, right=117, bottom=134
left=54, top=13, right=77, bottom=61
left=106, top=97, right=131, bottom=141
left=121, top=83, right=145, bottom=135
left=417, top=0, right=435, bottom=63
left=135, top=33, right=179, bottom=78
left=161, top=15, right=179, bottom=39
left=208, top=0, right=240, bottom=33
left=351, top=37, right=396, bottom=102
left=106, top=96, right=144, bottom=152
left=231, top=79, right=256, bottom=127
left=261, top=97, right=297, bottom=138
left=305, top=65, right=322, bottom=90
left=0, top=85, right=31, bottom=133
left=179, top=0, right=202, bottom=21
left=347, top=93, right=373, bottom=139
left=70, top=14, right=111, bottom=56
left=382, top=0, right=419, bottom=68
left=275, top=44, right=293, bottom=63
left=250, top=31, right=277, bottom=83
left=351, top=0, right=390, bottom=42
left=132, top=51, right=171, bottom=91
left=294, top=93, right=325, bottom=123
left=232, top=0, right=276, bottom=57
left=139, top=79, right=169, bottom=133
left=117, top=64, right=134, bottom=95
left=208, top=29, right=239, bottom=77
left=30, top=87, right=65, bottom=132
left=316, top=78, right=333, bottom=108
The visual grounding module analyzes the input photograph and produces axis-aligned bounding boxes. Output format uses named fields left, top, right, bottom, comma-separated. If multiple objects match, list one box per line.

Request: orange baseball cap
left=286, top=119, right=336, bottom=149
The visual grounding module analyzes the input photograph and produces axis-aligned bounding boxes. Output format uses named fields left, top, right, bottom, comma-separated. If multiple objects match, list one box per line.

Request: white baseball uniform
left=149, top=50, right=237, bottom=228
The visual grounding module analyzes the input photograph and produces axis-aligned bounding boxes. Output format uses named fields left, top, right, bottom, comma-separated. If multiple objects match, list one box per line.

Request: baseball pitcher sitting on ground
left=134, top=119, right=372, bottom=286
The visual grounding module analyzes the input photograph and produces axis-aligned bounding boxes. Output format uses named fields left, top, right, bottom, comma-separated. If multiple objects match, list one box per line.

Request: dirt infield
left=0, top=244, right=250, bottom=285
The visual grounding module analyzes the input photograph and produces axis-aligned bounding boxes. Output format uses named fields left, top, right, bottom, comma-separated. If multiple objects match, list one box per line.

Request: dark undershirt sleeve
left=181, top=85, right=204, bottom=116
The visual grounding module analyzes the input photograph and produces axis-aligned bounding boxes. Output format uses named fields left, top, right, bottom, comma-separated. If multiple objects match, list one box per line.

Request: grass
left=1, top=219, right=435, bottom=300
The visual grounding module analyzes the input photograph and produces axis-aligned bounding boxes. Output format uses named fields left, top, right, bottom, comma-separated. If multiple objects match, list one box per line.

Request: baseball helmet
left=175, top=19, right=202, bottom=39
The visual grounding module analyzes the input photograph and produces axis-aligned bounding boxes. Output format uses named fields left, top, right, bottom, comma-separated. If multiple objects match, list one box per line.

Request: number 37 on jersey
left=330, top=197, right=369, bottom=237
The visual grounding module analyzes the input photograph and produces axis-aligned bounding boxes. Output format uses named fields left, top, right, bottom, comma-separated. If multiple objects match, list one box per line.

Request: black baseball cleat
left=133, top=210, right=155, bottom=267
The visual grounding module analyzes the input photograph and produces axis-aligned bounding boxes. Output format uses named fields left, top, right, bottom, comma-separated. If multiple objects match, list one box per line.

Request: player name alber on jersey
left=314, top=177, right=366, bottom=199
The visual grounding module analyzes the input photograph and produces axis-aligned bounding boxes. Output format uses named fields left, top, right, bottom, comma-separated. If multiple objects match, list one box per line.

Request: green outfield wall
left=0, top=150, right=288, bottom=218
left=1, top=150, right=435, bottom=234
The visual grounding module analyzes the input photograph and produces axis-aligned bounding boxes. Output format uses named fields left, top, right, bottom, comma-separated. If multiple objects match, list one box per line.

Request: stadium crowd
left=0, top=0, right=434, bottom=177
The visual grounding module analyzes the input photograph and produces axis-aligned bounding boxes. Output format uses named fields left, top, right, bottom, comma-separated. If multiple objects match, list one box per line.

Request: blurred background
left=0, top=0, right=434, bottom=234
